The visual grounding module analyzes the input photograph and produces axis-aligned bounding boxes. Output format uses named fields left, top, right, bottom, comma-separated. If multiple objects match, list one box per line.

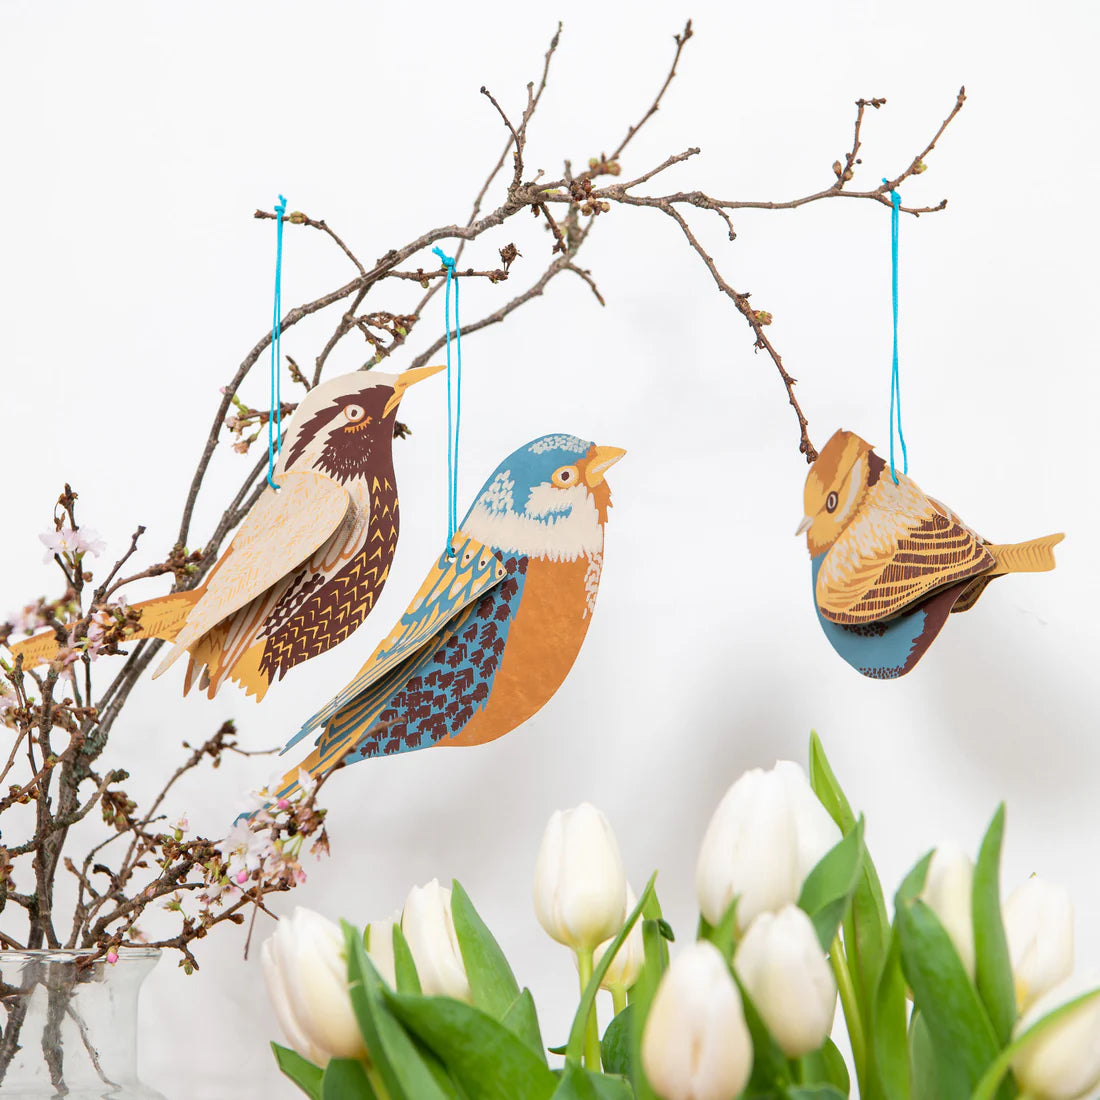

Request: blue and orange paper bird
left=271, top=433, right=625, bottom=800
left=799, top=429, right=1063, bottom=679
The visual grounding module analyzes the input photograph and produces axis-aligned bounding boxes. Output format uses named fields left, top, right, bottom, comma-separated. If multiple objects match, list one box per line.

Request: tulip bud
left=260, top=907, right=367, bottom=1067
left=920, top=841, right=976, bottom=978
left=594, top=885, right=644, bottom=993
left=641, top=941, right=753, bottom=1100
left=534, top=803, right=627, bottom=953
left=734, top=905, right=837, bottom=1056
left=1003, top=876, right=1074, bottom=1012
left=696, top=761, right=840, bottom=931
left=365, top=914, right=401, bottom=989
left=1012, top=971, right=1100, bottom=1100
left=401, top=879, right=472, bottom=1002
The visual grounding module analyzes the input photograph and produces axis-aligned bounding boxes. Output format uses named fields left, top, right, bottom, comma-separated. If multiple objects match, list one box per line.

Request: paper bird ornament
left=10, top=365, right=443, bottom=699
left=798, top=429, right=1063, bottom=678
left=270, top=433, right=625, bottom=801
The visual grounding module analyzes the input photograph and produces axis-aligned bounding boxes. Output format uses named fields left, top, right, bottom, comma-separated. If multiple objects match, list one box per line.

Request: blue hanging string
left=267, top=194, right=288, bottom=491
left=884, top=180, right=908, bottom=485
left=432, top=245, right=462, bottom=552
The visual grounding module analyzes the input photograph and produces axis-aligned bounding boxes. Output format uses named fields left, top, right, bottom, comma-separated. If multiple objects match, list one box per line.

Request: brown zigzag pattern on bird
left=259, top=476, right=399, bottom=681
left=352, top=554, right=527, bottom=758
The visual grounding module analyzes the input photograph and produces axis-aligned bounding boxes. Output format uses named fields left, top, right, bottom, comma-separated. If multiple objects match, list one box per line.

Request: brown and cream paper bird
left=11, top=365, right=442, bottom=699
left=799, top=429, right=1064, bottom=678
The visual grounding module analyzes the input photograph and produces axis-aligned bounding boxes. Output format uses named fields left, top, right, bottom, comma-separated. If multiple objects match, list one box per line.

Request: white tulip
left=1004, top=876, right=1074, bottom=1011
left=260, top=907, right=366, bottom=1067
left=365, top=914, right=400, bottom=989
left=920, top=841, right=976, bottom=979
left=401, top=879, right=472, bottom=1002
left=534, top=803, right=627, bottom=953
left=594, top=885, right=644, bottom=993
left=1012, top=971, right=1100, bottom=1100
left=696, top=761, right=840, bottom=931
left=641, top=941, right=753, bottom=1100
left=734, top=905, right=837, bottom=1057
left=773, top=760, right=843, bottom=881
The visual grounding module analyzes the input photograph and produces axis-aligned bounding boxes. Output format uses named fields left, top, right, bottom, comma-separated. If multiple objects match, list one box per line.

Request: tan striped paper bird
left=798, top=429, right=1064, bottom=677
left=10, top=365, right=443, bottom=700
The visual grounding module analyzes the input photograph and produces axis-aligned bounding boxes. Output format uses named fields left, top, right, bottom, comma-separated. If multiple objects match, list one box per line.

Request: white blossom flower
left=39, top=525, right=105, bottom=563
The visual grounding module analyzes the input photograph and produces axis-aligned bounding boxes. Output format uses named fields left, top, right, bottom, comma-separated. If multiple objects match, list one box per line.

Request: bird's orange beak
left=585, top=445, right=627, bottom=487
left=795, top=515, right=813, bottom=536
left=383, top=363, right=446, bottom=418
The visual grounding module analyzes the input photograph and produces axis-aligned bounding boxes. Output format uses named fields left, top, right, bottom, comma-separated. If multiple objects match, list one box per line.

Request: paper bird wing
left=816, top=488, right=995, bottom=625
left=281, top=532, right=506, bottom=753
left=153, top=470, right=352, bottom=677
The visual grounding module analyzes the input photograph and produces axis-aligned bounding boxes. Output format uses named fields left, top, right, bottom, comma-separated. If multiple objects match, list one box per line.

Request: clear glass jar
left=0, top=948, right=166, bottom=1098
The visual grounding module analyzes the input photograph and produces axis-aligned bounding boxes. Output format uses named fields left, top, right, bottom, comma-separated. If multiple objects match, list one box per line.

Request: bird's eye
left=552, top=465, right=579, bottom=488
left=825, top=491, right=839, bottom=513
left=343, top=404, right=365, bottom=422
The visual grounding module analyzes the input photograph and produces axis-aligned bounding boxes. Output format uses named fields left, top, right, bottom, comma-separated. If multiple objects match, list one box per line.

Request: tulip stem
left=365, top=1063, right=392, bottom=1099
left=611, top=985, right=627, bottom=1017
left=829, top=933, right=867, bottom=1097
left=576, top=948, right=601, bottom=1070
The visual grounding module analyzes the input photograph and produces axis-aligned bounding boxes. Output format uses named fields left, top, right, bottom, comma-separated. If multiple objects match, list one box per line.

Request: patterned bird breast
left=810, top=553, right=964, bottom=679
left=316, top=550, right=598, bottom=764
left=258, top=472, right=399, bottom=682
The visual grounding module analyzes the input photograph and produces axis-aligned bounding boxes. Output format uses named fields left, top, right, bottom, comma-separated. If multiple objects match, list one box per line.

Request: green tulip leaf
left=809, top=732, right=891, bottom=1032
left=272, top=1043, right=323, bottom=1100
left=895, top=896, right=999, bottom=1095
left=972, top=804, right=1017, bottom=1046
left=797, top=1038, right=850, bottom=1092
left=384, top=989, right=558, bottom=1100
left=871, top=929, right=910, bottom=1100
left=627, top=891, right=669, bottom=1100
left=552, top=1063, right=635, bottom=1099
left=343, top=923, right=457, bottom=1100
left=391, top=922, right=422, bottom=995
left=697, top=896, right=740, bottom=961
left=502, top=987, right=547, bottom=1063
left=909, top=1010, right=970, bottom=1100
left=787, top=1087, right=848, bottom=1100
left=601, top=1005, right=633, bottom=1076
left=322, top=1058, right=376, bottom=1100
left=798, top=817, right=865, bottom=952
left=808, top=730, right=857, bottom=834
left=451, top=879, right=521, bottom=1020
left=565, top=872, right=657, bottom=1067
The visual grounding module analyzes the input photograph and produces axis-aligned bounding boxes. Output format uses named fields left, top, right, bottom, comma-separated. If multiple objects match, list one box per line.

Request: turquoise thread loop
left=884, top=180, right=908, bottom=485
left=433, top=245, right=462, bottom=553
left=267, top=194, right=288, bottom=491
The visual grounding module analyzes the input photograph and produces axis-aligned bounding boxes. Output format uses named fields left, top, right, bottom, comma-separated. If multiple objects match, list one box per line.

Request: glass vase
left=0, top=948, right=166, bottom=1098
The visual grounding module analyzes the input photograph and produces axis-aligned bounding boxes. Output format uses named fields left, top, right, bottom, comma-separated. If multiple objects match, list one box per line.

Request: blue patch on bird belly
left=350, top=554, right=528, bottom=759
left=810, top=555, right=920, bottom=679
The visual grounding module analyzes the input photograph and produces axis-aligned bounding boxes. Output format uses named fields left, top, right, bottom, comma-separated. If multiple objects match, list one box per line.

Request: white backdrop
left=2, top=2, right=1098, bottom=1096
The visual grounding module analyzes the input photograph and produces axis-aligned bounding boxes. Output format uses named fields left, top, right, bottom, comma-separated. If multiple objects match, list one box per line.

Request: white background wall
left=1, top=2, right=1098, bottom=1095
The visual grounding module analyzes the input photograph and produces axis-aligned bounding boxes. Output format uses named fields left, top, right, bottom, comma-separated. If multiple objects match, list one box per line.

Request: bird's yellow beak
left=795, top=515, right=813, bottom=536
left=585, top=445, right=627, bottom=487
left=383, top=363, right=446, bottom=418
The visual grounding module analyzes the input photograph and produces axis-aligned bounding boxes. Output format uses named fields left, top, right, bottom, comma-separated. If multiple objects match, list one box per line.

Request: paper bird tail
left=5, top=591, right=201, bottom=670
left=985, top=533, right=1065, bottom=576
left=951, top=533, right=1064, bottom=615
left=183, top=628, right=272, bottom=703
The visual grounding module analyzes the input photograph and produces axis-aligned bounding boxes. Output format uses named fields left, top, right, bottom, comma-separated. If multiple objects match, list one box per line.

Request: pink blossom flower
left=106, top=951, right=118, bottom=965
left=0, top=691, right=18, bottom=715
left=10, top=604, right=45, bottom=635
left=39, top=526, right=106, bottom=563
